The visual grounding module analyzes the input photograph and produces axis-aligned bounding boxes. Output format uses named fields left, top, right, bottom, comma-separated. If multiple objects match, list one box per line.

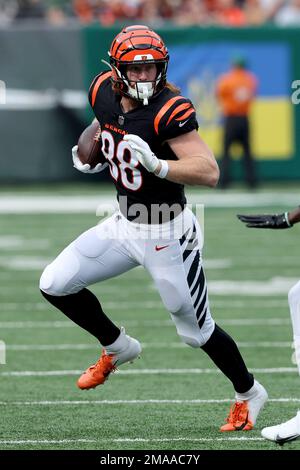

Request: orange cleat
left=77, top=328, right=142, bottom=390
left=77, top=349, right=117, bottom=390
left=220, top=401, right=253, bottom=432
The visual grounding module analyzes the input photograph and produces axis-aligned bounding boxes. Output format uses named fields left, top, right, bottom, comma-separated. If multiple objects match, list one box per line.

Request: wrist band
left=284, top=212, right=292, bottom=227
left=156, top=160, right=169, bottom=179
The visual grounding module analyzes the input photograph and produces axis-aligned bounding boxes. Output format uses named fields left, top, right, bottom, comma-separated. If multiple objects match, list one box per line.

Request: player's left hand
left=124, top=134, right=159, bottom=173
left=237, top=213, right=292, bottom=229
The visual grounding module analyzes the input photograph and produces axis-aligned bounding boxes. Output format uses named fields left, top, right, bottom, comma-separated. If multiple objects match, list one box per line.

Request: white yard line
left=0, top=398, right=298, bottom=406
left=0, top=236, right=49, bottom=250
left=0, top=299, right=290, bottom=310
left=0, top=192, right=299, bottom=213
left=4, top=341, right=293, bottom=351
left=0, top=437, right=265, bottom=445
left=0, top=300, right=290, bottom=311
left=1, top=277, right=297, bottom=295
left=0, top=368, right=297, bottom=377
left=0, top=318, right=291, bottom=328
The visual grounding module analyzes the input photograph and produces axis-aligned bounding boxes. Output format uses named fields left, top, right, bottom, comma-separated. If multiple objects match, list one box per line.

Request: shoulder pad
left=154, top=95, right=197, bottom=139
left=88, top=71, right=112, bottom=107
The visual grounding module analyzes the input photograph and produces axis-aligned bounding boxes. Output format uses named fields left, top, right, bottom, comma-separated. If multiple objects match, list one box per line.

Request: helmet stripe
left=91, top=71, right=112, bottom=107
left=154, top=96, right=184, bottom=134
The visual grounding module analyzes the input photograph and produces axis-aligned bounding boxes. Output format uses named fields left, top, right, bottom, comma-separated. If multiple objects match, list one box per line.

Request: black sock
left=201, top=324, right=254, bottom=393
left=41, top=288, right=120, bottom=346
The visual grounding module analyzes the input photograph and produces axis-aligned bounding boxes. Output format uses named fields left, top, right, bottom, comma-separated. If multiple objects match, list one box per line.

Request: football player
left=238, top=207, right=300, bottom=443
left=40, top=25, right=267, bottom=432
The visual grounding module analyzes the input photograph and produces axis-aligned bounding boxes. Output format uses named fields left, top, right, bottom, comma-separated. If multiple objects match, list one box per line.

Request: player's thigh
left=144, top=210, right=214, bottom=347
left=40, top=215, right=137, bottom=295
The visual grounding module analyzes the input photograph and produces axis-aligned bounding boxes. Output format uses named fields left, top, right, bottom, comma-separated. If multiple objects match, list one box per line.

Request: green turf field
left=0, top=184, right=299, bottom=451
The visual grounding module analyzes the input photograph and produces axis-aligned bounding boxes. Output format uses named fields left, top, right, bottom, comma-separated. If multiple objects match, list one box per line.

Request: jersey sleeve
left=154, top=95, right=198, bottom=141
left=88, top=71, right=112, bottom=108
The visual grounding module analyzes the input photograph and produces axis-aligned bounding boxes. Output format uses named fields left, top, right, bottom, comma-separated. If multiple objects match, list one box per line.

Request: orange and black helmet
left=108, top=25, right=169, bottom=104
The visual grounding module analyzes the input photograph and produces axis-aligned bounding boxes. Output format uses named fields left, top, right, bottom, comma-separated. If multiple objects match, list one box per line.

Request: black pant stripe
left=183, top=246, right=194, bottom=262
left=180, top=228, right=190, bottom=246
left=194, top=278, right=206, bottom=310
left=191, top=266, right=205, bottom=299
left=187, top=251, right=200, bottom=288
left=198, top=307, right=207, bottom=329
left=180, top=223, right=196, bottom=248
left=195, top=287, right=207, bottom=319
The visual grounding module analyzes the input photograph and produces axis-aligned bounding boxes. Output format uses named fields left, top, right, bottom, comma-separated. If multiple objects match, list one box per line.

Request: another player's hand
left=124, top=134, right=159, bottom=173
left=72, top=145, right=105, bottom=174
left=237, top=213, right=292, bottom=229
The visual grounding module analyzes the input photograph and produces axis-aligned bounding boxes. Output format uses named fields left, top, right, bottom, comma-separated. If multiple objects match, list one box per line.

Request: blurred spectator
left=14, top=0, right=46, bottom=20
left=216, top=56, right=258, bottom=189
left=174, top=0, right=209, bottom=25
left=2, top=0, right=299, bottom=25
left=275, top=0, right=300, bottom=25
left=140, top=0, right=163, bottom=25
left=244, top=0, right=266, bottom=25
left=214, top=0, right=247, bottom=26
left=0, top=0, right=18, bottom=24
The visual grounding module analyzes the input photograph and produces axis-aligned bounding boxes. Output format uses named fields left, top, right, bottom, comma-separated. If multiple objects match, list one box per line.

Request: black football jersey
left=89, top=71, right=198, bottom=223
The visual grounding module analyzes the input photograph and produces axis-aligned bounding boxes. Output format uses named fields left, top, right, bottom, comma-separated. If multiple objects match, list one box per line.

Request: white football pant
left=40, top=208, right=215, bottom=347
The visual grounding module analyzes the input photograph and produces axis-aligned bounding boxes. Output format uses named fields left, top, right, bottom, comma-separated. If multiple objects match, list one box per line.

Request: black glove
left=237, top=212, right=292, bottom=229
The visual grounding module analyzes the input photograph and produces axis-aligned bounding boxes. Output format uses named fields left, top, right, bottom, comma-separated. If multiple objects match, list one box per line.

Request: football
left=77, top=121, right=105, bottom=167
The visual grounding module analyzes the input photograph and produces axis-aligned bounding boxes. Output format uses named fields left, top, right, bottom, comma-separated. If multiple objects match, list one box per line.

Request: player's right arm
left=237, top=206, right=300, bottom=229
left=288, top=206, right=300, bottom=225
left=125, top=95, right=219, bottom=187
left=163, top=130, right=219, bottom=187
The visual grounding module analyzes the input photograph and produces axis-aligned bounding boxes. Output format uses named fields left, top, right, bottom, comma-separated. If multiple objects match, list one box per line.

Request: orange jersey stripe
left=166, top=103, right=191, bottom=126
left=154, top=96, right=184, bottom=135
left=175, top=107, right=194, bottom=121
left=91, top=71, right=112, bottom=107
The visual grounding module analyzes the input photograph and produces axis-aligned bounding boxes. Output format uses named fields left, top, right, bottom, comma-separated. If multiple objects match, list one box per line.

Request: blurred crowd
left=1, top=0, right=300, bottom=26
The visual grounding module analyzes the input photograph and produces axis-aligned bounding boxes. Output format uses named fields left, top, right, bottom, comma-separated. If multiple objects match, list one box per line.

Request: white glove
left=72, top=145, right=107, bottom=174
left=123, top=134, right=160, bottom=173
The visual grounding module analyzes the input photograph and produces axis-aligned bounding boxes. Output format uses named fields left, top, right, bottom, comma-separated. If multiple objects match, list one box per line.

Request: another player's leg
left=261, top=280, right=300, bottom=442
left=40, top=214, right=141, bottom=389
left=288, top=280, right=300, bottom=375
left=145, top=208, right=267, bottom=431
left=261, top=411, right=300, bottom=444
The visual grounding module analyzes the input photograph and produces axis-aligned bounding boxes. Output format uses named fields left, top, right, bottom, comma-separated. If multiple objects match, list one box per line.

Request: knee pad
left=157, top=279, right=185, bottom=313
left=177, top=315, right=215, bottom=349
left=39, top=249, right=80, bottom=296
left=178, top=323, right=214, bottom=348
left=178, top=333, right=203, bottom=348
